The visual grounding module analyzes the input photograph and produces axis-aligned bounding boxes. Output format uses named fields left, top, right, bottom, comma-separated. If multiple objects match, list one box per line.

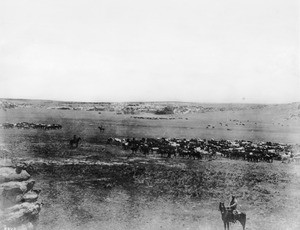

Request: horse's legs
left=226, top=222, right=230, bottom=230
left=238, top=214, right=246, bottom=230
left=223, top=221, right=229, bottom=230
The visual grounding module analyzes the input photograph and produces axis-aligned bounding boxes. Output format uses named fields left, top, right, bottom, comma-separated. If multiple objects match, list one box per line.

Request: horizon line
left=1, top=97, right=299, bottom=105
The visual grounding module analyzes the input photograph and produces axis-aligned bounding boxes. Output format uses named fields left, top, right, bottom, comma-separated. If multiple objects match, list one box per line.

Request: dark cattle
left=158, top=146, right=176, bottom=158
left=107, top=137, right=113, bottom=144
left=98, top=126, right=105, bottom=132
left=189, top=150, right=202, bottom=160
left=177, top=148, right=189, bottom=158
left=2, top=123, right=14, bottom=129
left=263, top=154, right=273, bottom=163
left=7, top=122, right=61, bottom=130
left=230, top=150, right=245, bottom=160
left=47, top=124, right=62, bottom=130
left=122, top=142, right=130, bottom=150
left=150, top=147, right=159, bottom=154
left=104, top=136, right=292, bottom=163
left=140, top=144, right=150, bottom=156
left=131, top=144, right=139, bottom=154
left=247, top=153, right=260, bottom=162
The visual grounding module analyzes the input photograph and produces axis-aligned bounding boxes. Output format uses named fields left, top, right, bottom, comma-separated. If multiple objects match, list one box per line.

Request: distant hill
left=1, top=98, right=299, bottom=116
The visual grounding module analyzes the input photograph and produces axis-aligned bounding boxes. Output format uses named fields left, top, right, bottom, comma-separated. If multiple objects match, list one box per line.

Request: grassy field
left=1, top=104, right=300, bottom=145
left=1, top=104, right=300, bottom=230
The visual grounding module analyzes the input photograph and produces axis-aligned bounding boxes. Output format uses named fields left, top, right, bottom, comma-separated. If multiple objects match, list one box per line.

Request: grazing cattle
left=281, top=153, right=292, bottom=163
left=219, top=202, right=246, bottom=230
left=201, top=150, right=213, bottom=160
left=247, top=153, right=260, bottom=162
left=105, top=136, right=295, bottom=164
left=177, top=148, right=189, bottom=158
left=38, top=124, right=47, bottom=129
left=140, top=144, right=150, bottom=156
left=169, top=142, right=179, bottom=148
left=55, top=124, right=62, bottom=129
left=158, top=146, right=176, bottom=158
left=130, top=145, right=139, bottom=154
left=122, top=142, right=130, bottom=150
left=293, top=156, right=300, bottom=163
left=45, top=124, right=53, bottom=130
left=150, top=147, right=159, bottom=154
left=190, top=149, right=202, bottom=160
left=114, top=138, right=122, bottom=145
left=3, top=122, right=61, bottom=130
left=2, top=123, right=14, bottom=129
left=191, top=147, right=206, bottom=160
left=107, top=137, right=113, bottom=144
left=98, top=126, right=105, bottom=132
left=107, top=137, right=122, bottom=145
left=46, top=124, right=62, bottom=130
left=222, top=150, right=231, bottom=158
left=263, top=154, right=273, bottom=163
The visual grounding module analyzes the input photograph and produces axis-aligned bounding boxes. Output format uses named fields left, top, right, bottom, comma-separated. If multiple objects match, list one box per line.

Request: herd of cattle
left=131, top=116, right=178, bottom=120
left=0, top=122, right=62, bottom=130
left=107, top=137, right=300, bottom=163
left=1, top=119, right=299, bottom=163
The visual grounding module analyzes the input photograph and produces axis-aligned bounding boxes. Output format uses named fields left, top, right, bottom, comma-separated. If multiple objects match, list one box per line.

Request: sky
left=0, top=0, right=299, bottom=103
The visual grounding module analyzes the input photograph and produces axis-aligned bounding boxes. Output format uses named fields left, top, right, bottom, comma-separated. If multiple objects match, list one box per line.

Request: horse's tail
left=218, top=202, right=223, bottom=212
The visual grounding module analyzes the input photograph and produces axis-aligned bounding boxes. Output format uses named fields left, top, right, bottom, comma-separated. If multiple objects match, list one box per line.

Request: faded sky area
left=0, top=0, right=299, bottom=103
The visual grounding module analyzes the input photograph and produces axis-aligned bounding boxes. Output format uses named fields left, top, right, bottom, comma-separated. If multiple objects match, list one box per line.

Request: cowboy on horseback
left=229, top=195, right=238, bottom=222
left=70, top=135, right=81, bottom=148
left=219, top=198, right=246, bottom=230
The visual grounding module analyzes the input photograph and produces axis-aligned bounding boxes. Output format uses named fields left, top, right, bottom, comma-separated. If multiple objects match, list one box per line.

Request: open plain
left=1, top=99, right=300, bottom=230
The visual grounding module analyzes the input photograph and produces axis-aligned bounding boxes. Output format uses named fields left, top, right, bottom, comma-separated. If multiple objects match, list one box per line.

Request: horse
left=70, top=135, right=81, bottom=148
left=98, top=126, right=105, bottom=132
left=219, top=202, right=246, bottom=230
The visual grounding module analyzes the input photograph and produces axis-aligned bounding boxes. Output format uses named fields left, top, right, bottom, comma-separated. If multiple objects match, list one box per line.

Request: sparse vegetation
left=1, top=99, right=300, bottom=230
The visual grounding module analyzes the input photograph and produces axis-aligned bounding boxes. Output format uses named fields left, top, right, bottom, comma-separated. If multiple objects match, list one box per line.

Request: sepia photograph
left=0, top=0, right=299, bottom=229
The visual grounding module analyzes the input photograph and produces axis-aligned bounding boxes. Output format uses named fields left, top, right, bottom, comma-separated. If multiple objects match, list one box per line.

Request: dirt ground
left=14, top=147, right=300, bottom=230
